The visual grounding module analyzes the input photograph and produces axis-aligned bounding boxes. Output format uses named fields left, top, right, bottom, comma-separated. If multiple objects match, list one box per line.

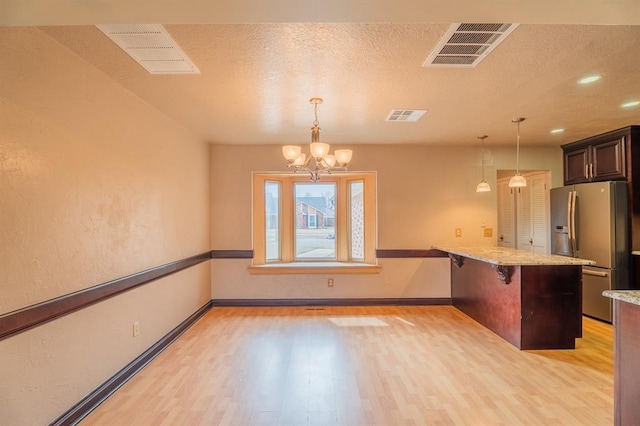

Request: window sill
left=248, top=262, right=381, bottom=275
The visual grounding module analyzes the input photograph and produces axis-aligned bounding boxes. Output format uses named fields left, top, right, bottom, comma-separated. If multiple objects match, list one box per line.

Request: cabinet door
left=592, top=137, right=626, bottom=181
left=564, top=146, right=590, bottom=184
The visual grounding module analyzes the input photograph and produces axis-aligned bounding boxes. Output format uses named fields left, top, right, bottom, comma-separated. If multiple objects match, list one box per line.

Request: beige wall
left=0, top=28, right=211, bottom=425
left=210, top=143, right=563, bottom=300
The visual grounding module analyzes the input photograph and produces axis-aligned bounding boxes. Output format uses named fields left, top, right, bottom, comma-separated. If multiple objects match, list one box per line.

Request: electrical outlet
left=384, top=277, right=390, bottom=285
left=328, top=278, right=334, bottom=287
left=132, top=321, right=140, bottom=337
left=455, top=228, right=462, bottom=237
left=484, top=227, right=493, bottom=237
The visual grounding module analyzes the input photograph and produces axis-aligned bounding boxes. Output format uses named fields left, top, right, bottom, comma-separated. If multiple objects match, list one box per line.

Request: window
left=251, top=172, right=378, bottom=273
left=265, top=181, right=280, bottom=261
left=295, top=182, right=335, bottom=259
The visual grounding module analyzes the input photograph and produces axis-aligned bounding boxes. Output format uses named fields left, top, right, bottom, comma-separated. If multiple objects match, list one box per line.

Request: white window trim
left=250, top=172, right=379, bottom=274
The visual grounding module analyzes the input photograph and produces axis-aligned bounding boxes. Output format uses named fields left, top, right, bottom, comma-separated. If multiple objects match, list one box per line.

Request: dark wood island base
left=434, top=246, right=595, bottom=350
left=451, top=257, right=582, bottom=349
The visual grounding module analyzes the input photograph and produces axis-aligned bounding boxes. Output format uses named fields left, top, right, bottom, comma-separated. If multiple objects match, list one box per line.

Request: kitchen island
left=603, top=290, right=640, bottom=426
left=433, top=246, right=595, bottom=350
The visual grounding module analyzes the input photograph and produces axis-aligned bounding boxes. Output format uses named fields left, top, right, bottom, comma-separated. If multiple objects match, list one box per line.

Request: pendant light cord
left=515, top=120, right=520, bottom=174
left=512, top=117, right=525, bottom=174
left=478, top=135, right=488, bottom=181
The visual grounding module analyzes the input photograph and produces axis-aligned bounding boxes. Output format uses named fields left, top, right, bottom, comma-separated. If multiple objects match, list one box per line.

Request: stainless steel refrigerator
left=550, top=181, right=629, bottom=322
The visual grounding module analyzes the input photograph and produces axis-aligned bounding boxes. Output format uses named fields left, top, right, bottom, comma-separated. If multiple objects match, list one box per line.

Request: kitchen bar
left=433, top=246, right=595, bottom=350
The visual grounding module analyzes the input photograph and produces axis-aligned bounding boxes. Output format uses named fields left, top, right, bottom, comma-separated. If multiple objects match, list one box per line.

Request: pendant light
left=508, top=117, right=527, bottom=188
left=476, top=135, right=491, bottom=192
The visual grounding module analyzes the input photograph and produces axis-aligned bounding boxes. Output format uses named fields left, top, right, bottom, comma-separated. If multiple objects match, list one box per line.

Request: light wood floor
left=80, top=306, right=614, bottom=425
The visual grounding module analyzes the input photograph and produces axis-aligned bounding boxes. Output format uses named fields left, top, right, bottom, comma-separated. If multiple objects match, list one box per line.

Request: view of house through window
left=294, top=182, right=336, bottom=259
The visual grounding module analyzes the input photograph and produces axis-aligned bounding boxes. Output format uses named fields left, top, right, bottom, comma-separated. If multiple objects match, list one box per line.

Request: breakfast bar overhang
left=433, top=246, right=596, bottom=350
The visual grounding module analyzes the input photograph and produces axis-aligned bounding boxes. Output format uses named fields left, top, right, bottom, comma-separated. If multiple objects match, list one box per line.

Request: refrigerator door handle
left=583, top=269, right=608, bottom=278
left=570, top=190, right=578, bottom=256
left=566, top=191, right=573, bottom=255
left=573, top=190, right=579, bottom=255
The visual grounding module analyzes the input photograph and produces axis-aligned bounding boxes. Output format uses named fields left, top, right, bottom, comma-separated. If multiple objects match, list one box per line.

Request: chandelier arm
left=287, top=154, right=312, bottom=170
left=314, top=157, right=330, bottom=174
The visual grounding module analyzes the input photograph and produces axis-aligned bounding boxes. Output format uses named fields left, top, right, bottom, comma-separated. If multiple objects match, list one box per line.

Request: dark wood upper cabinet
left=563, top=132, right=627, bottom=184
left=592, top=137, right=627, bottom=180
left=564, top=145, right=591, bottom=184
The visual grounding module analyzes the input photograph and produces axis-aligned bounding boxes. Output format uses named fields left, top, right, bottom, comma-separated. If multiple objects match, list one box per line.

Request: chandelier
left=282, top=97, right=353, bottom=182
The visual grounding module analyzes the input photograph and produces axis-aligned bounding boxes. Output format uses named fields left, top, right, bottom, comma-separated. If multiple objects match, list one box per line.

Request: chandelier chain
left=313, top=102, right=319, bottom=127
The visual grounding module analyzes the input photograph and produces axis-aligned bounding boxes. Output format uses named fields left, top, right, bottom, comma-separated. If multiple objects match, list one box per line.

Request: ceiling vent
left=96, top=24, right=200, bottom=74
left=423, top=23, right=519, bottom=68
left=386, top=109, right=427, bottom=122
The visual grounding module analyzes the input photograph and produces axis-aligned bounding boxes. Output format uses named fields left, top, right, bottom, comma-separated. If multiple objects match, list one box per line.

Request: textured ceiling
left=2, top=1, right=640, bottom=147
left=4, top=0, right=640, bottom=26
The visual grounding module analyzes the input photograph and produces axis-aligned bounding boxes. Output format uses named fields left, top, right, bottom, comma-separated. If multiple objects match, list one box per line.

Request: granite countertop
left=432, top=245, right=596, bottom=266
left=603, top=290, right=640, bottom=306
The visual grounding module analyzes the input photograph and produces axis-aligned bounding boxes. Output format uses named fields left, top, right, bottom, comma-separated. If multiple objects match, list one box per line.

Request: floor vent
left=386, top=109, right=427, bottom=122
left=423, top=23, right=519, bottom=68
left=96, top=24, right=200, bottom=74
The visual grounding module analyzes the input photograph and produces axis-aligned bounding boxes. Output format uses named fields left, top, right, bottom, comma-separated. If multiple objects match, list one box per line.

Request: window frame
left=251, top=172, right=379, bottom=274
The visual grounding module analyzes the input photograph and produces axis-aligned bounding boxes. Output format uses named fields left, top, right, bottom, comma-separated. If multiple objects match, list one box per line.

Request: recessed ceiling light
left=550, top=128, right=565, bottom=134
left=621, top=101, right=640, bottom=108
left=578, top=75, right=602, bottom=84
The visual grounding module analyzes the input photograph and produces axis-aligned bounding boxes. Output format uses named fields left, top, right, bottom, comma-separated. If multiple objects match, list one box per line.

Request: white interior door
left=529, top=173, right=550, bottom=253
left=498, top=172, right=550, bottom=252
left=497, top=178, right=516, bottom=248
left=517, top=172, right=550, bottom=253
left=516, top=184, right=532, bottom=251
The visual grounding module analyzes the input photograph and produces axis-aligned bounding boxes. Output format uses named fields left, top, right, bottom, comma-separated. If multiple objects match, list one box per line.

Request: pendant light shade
left=508, top=117, right=527, bottom=188
left=476, top=135, right=491, bottom=192
left=508, top=174, right=527, bottom=187
left=476, top=181, right=491, bottom=192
